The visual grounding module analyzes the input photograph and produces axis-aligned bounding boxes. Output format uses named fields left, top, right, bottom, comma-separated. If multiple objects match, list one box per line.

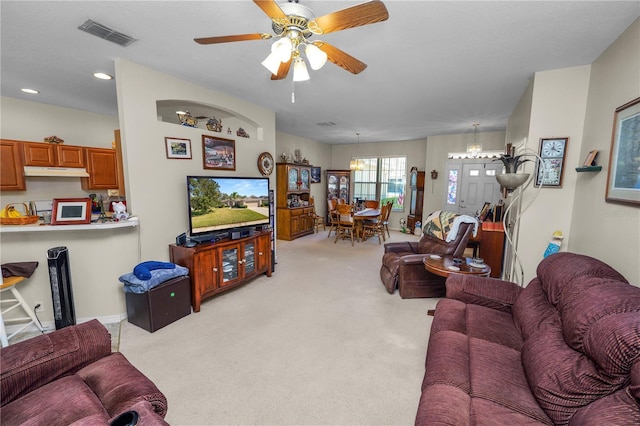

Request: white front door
left=446, top=161, right=503, bottom=216
left=458, top=162, right=503, bottom=215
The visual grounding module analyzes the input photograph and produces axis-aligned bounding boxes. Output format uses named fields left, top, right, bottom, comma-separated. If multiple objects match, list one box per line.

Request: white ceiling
left=1, top=1, right=638, bottom=144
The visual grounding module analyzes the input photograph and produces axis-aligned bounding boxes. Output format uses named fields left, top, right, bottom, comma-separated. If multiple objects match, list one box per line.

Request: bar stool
left=1, top=276, right=44, bottom=347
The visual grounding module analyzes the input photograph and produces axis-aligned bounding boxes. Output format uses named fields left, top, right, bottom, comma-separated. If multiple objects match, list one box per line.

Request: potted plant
left=494, top=154, right=531, bottom=191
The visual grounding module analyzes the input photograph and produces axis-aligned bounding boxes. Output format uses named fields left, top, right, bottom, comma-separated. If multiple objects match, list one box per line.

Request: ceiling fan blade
left=309, top=0, right=389, bottom=35
left=194, top=33, right=271, bottom=45
left=253, top=0, right=287, bottom=20
left=271, top=59, right=292, bottom=80
left=313, top=42, right=367, bottom=74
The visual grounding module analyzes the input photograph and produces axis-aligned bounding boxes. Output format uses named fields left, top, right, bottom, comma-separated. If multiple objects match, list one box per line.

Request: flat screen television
left=187, top=176, right=270, bottom=241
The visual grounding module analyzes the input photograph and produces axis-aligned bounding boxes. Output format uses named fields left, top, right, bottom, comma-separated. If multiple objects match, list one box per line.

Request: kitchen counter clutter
left=0, top=217, right=139, bottom=233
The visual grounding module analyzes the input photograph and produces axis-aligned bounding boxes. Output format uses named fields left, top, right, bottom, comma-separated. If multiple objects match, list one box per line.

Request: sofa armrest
left=77, top=352, right=168, bottom=419
left=445, top=274, right=522, bottom=313
left=383, top=241, right=419, bottom=254
left=1, top=319, right=111, bottom=406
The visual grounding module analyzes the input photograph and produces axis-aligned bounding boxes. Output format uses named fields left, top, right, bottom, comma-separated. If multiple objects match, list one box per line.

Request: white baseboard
left=4, top=313, right=127, bottom=335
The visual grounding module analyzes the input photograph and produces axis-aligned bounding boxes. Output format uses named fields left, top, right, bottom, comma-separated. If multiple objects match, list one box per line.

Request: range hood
left=23, top=166, right=90, bottom=178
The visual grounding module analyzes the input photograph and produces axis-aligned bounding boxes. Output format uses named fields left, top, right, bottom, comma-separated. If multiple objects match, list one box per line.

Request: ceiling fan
left=194, top=0, right=389, bottom=81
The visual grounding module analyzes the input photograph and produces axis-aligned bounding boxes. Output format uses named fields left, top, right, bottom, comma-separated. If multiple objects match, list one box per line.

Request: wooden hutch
left=275, top=163, right=315, bottom=240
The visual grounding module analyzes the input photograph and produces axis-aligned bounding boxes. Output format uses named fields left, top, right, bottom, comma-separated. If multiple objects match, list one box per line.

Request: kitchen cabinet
left=22, top=142, right=85, bottom=168
left=81, top=147, right=119, bottom=190
left=0, top=140, right=26, bottom=191
left=325, top=170, right=351, bottom=224
left=169, top=230, right=272, bottom=312
left=407, top=167, right=425, bottom=230
left=276, top=163, right=313, bottom=240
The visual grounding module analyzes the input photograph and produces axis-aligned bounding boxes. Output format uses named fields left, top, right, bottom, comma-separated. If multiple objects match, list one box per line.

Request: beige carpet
left=119, top=229, right=438, bottom=425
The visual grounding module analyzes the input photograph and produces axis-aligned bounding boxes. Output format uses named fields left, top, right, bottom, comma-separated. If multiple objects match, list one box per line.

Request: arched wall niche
left=156, top=99, right=263, bottom=141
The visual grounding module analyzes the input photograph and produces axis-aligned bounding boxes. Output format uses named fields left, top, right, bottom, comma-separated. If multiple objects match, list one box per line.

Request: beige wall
left=569, top=18, right=640, bottom=283
left=115, top=59, right=276, bottom=262
left=513, top=65, right=591, bottom=284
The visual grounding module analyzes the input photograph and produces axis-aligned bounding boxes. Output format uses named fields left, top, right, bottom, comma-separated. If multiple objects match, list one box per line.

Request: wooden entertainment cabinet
left=169, top=230, right=272, bottom=312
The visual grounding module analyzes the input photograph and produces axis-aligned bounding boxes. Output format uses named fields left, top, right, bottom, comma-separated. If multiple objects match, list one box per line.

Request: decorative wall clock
left=257, top=151, right=274, bottom=176
left=536, top=137, right=568, bottom=187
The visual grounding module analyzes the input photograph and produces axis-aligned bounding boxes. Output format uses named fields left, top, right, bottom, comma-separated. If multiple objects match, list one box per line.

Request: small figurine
left=111, top=201, right=129, bottom=221
left=544, top=230, right=563, bottom=258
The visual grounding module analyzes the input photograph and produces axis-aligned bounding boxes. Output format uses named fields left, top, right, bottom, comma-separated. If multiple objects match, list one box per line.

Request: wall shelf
left=0, top=217, right=139, bottom=233
left=575, top=165, right=602, bottom=172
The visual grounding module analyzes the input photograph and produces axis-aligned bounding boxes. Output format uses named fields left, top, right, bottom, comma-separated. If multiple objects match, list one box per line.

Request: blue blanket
left=119, top=265, right=189, bottom=294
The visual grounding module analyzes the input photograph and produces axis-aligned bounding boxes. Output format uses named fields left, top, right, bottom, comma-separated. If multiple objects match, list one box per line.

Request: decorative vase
left=496, top=173, right=530, bottom=191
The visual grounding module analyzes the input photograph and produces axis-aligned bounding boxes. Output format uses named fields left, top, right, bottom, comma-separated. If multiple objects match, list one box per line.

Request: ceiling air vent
left=316, top=121, right=337, bottom=127
left=78, top=19, right=137, bottom=47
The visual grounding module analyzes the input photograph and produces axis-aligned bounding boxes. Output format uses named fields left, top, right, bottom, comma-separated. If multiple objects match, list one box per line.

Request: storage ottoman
left=125, top=275, right=191, bottom=332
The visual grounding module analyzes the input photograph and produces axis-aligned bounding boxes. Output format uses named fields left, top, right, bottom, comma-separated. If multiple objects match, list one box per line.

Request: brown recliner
left=380, top=223, right=474, bottom=298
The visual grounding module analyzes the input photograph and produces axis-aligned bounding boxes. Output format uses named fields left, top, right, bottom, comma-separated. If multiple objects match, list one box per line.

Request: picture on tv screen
left=187, top=176, right=270, bottom=235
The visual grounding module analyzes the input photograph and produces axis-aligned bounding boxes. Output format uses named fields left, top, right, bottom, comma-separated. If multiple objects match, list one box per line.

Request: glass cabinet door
left=300, top=168, right=310, bottom=190
left=221, top=247, right=238, bottom=283
left=288, top=167, right=299, bottom=190
left=339, top=176, right=349, bottom=201
left=243, top=242, right=255, bottom=274
left=327, top=174, right=338, bottom=199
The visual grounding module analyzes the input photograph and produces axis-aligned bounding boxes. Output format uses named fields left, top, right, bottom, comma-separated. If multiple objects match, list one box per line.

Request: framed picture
left=165, top=137, right=191, bottom=159
left=202, top=135, right=236, bottom=170
left=606, top=97, right=640, bottom=206
left=535, top=137, right=568, bottom=187
left=582, top=149, right=599, bottom=167
left=310, top=166, right=321, bottom=183
left=51, top=198, right=91, bottom=225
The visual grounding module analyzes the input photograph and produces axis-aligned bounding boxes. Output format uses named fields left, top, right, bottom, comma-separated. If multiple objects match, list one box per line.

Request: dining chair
left=327, top=198, right=339, bottom=238
left=334, top=203, right=356, bottom=246
left=309, top=197, right=325, bottom=233
left=362, top=204, right=386, bottom=244
left=381, top=201, right=392, bottom=238
left=364, top=200, right=380, bottom=209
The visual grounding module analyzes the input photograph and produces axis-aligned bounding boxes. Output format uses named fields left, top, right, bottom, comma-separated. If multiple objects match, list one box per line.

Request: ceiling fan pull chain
left=291, top=80, right=296, bottom=103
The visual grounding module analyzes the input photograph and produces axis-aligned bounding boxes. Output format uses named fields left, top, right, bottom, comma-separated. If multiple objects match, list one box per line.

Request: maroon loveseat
left=1, top=319, right=168, bottom=425
left=416, top=252, right=640, bottom=425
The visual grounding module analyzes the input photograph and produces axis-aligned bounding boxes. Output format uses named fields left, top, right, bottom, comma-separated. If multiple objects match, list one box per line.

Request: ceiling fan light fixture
left=261, top=52, right=282, bottom=75
left=271, top=37, right=293, bottom=62
left=292, top=58, right=310, bottom=82
left=305, top=44, right=327, bottom=70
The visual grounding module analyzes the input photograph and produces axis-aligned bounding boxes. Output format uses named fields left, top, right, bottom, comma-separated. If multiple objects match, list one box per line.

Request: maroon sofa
left=416, top=252, right=640, bottom=425
left=1, top=319, right=168, bottom=425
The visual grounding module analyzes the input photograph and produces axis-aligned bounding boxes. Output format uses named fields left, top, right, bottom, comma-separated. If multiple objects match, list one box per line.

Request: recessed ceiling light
left=21, top=88, right=39, bottom=94
left=93, top=72, right=113, bottom=80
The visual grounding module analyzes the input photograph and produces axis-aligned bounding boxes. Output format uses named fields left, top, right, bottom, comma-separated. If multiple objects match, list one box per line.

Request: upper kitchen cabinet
left=81, top=147, right=119, bottom=190
left=0, top=140, right=26, bottom=191
left=22, top=142, right=85, bottom=168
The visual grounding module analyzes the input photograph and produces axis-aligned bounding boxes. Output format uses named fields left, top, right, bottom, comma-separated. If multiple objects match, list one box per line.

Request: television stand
left=169, top=230, right=272, bottom=312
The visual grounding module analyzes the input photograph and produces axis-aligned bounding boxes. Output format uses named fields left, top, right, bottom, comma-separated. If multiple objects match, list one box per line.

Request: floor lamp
left=496, top=150, right=545, bottom=286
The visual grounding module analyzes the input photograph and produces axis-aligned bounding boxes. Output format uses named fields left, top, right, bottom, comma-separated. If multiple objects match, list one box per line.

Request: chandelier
left=467, top=123, right=482, bottom=158
left=349, top=133, right=365, bottom=171
left=260, top=3, right=328, bottom=83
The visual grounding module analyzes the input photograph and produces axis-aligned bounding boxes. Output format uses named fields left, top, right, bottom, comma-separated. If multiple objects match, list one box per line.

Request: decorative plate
left=257, top=152, right=274, bottom=176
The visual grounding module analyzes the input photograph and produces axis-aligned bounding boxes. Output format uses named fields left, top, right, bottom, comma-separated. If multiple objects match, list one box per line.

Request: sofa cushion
left=513, top=279, right=561, bottom=341
left=537, top=252, right=628, bottom=307
left=77, top=352, right=168, bottom=418
left=1, top=375, right=110, bottom=425
left=514, top=272, right=640, bottom=424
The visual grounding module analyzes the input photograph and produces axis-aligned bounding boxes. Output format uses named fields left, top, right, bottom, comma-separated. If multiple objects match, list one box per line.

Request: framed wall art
left=51, top=198, right=92, bottom=225
left=310, top=166, right=321, bottom=183
left=202, top=135, right=236, bottom=171
left=535, top=137, right=568, bottom=187
left=165, top=137, right=192, bottom=159
left=606, top=97, right=640, bottom=206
